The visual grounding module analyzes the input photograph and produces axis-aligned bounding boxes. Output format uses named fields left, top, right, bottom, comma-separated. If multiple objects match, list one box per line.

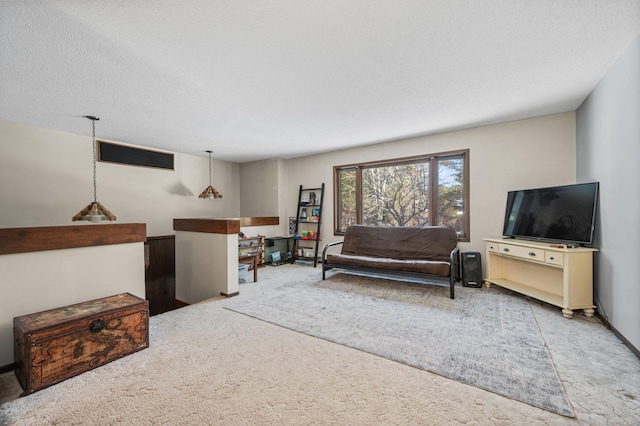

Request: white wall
left=0, top=120, right=241, bottom=236
left=277, top=158, right=291, bottom=229
left=0, top=243, right=145, bottom=366
left=239, top=158, right=291, bottom=236
left=240, top=225, right=281, bottom=238
left=576, top=35, right=640, bottom=351
left=175, top=231, right=238, bottom=303
left=239, top=159, right=279, bottom=217
left=283, top=113, right=577, bottom=256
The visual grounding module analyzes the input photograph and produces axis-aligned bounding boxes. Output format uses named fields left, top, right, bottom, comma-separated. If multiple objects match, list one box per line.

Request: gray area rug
left=226, top=273, right=574, bottom=417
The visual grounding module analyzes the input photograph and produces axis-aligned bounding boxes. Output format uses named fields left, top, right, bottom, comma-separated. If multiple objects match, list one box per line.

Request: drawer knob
left=550, top=256, right=555, bottom=260
left=89, top=319, right=106, bottom=333
left=528, top=252, right=536, bottom=257
left=503, top=248, right=510, bottom=252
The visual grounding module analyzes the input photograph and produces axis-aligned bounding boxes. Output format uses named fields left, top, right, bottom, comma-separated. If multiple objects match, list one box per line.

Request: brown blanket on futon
left=325, top=225, right=457, bottom=277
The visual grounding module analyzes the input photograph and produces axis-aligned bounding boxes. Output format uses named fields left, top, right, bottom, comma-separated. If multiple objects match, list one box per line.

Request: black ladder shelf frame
left=291, top=183, right=324, bottom=267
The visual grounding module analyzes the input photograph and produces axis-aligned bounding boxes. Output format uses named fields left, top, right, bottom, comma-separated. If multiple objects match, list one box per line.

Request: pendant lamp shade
left=72, top=116, right=117, bottom=222
left=199, top=150, right=222, bottom=199
left=72, top=201, right=116, bottom=223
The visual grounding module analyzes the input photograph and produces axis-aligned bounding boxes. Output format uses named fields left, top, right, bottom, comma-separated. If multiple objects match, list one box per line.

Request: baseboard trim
left=0, top=362, right=16, bottom=374
left=596, top=312, right=640, bottom=361
left=221, top=291, right=239, bottom=298
left=174, top=299, right=189, bottom=309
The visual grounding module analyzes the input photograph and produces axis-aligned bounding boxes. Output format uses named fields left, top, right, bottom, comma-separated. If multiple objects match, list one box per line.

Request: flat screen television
left=502, top=182, right=599, bottom=246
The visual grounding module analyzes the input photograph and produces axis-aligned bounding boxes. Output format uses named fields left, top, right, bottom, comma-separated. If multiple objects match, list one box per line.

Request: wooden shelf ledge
left=174, top=217, right=279, bottom=234
left=0, top=223, right=147, bottom=256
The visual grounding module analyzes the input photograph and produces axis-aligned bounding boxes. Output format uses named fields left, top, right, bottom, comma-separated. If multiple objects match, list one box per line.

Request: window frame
left=333, top=149, right=470, bottom=242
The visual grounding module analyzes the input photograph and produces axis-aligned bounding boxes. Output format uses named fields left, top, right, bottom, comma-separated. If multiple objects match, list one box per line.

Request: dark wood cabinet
left=144, top=235, right=176, bottom=316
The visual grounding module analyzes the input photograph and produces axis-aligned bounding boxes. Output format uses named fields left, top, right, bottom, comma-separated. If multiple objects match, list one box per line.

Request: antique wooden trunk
left=14, top=293, right=149, bottom=395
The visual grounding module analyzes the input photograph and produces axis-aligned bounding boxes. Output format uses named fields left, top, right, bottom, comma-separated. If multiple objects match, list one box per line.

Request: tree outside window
left=334, top=150, right=469, bottom=241
left=337, top=167, right=357, bottom=231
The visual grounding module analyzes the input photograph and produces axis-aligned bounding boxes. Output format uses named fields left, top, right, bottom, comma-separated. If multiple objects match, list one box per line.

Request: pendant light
left=199, top=150, right=222, bottom=199
left=72, top=116, right=117, bottom=223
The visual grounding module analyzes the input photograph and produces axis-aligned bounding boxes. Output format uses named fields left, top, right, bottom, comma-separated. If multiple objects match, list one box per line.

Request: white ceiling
left=1, top=1, right=639, bottom=163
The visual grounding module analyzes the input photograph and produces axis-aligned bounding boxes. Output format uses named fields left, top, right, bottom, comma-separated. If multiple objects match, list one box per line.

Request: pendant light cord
left=208, top=150, right=213, bottom=186
left=92, top=118, right=98, bottom=203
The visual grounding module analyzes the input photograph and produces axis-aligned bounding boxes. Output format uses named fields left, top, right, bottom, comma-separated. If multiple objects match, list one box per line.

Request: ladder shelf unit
left=291, top=183, right=324, bottom=267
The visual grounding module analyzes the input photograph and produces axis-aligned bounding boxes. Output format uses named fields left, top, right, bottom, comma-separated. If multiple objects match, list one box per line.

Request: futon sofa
left=321, top=225, right=460, bottom=298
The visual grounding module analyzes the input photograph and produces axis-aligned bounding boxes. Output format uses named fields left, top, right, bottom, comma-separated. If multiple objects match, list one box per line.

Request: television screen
left=502, top=182, right=599, bottom=246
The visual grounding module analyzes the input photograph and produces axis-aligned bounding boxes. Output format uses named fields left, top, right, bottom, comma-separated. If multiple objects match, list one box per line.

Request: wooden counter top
left=0, top=223, right=147, bottom=255
left=173, top=217, right=279, bottom=234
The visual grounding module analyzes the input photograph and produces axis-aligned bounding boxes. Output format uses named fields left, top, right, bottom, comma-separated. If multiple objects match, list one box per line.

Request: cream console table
left=484, top=238, right=598, bottom=319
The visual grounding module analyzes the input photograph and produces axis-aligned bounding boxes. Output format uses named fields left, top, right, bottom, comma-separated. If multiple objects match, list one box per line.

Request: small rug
left=226, top=273, right=573, bottom=417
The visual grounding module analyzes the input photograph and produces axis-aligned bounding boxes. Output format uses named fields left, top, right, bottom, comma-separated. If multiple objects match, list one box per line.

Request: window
left=334, top=149, right=469, bottom=241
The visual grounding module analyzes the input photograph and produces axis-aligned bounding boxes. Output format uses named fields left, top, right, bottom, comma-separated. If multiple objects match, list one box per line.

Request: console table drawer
left=487, top=242, right=499, bottom=253
left=498, top=244, right=545, bottom=262
left=545, top=252, right=563, bottom=266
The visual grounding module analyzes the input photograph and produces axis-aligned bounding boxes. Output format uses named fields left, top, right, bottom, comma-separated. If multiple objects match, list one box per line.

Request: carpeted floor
left=0, top=264, right=639, bottom=425
left=226, top=273, right=573, bottom=416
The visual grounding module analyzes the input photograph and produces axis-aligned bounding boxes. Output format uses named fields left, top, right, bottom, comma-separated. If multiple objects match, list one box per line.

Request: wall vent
left=98, top=141, right=174, bottom=170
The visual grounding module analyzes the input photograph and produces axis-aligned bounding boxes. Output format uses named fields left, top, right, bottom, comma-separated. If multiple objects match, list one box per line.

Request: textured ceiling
left=1, top=1, right=639, bottom=163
